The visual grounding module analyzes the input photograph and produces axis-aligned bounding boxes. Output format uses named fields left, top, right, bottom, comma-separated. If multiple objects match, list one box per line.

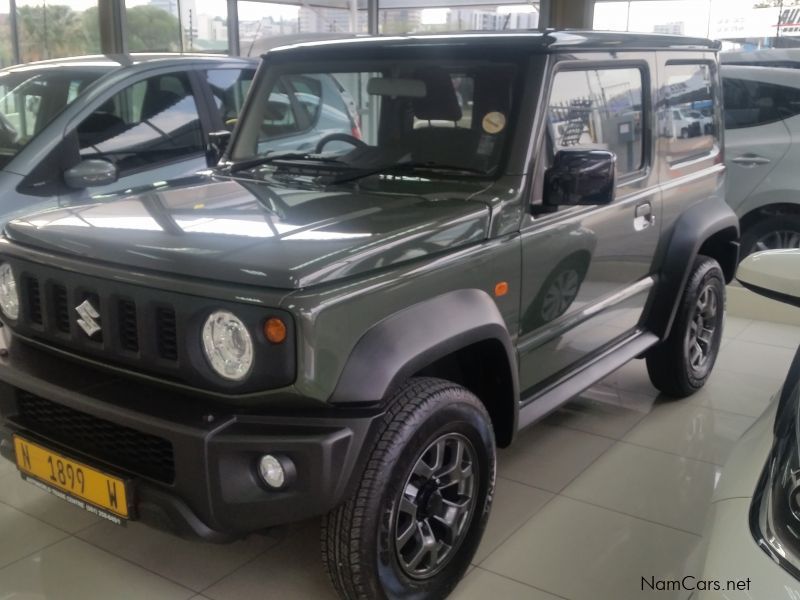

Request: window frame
left=661, top=59, right=720, bottom=167
left=199, top=67, right=257, bottom=132
left=543, top=59, right=652, bottom=187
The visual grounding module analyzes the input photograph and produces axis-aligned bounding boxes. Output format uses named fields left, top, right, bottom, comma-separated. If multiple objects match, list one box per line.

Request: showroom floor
left=0, top=315, right=796, bottom=600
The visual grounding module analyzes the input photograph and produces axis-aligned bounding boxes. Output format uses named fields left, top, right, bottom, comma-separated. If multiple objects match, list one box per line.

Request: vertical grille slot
left=118, top=299, right=139, bottom=352
left=26, top=278, right=42, bottom=324
left=52, top=284, right=70, bottom=333
left=156, top=307, right=177, bottom=361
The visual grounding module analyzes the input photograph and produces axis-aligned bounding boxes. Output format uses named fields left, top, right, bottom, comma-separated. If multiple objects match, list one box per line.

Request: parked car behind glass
left=0, top=54, right=260, bottom=222
left=722, top=64, right=800, bottom=257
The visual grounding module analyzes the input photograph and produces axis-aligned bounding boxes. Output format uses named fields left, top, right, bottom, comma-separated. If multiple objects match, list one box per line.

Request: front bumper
left=0, top=334, right=383, bottom=542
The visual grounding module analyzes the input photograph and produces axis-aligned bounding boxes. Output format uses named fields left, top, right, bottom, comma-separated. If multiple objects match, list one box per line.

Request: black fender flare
left=645, top=196, right=739, bottom=340
left=329, top=288, right=519, bottom=431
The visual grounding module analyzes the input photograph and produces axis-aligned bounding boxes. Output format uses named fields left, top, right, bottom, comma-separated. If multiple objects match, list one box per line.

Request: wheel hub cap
left=393, top=433, right=478, bottom=579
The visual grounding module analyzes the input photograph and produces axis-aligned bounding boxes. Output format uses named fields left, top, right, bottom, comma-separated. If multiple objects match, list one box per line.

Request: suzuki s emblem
left=75, top=299, right=101, bottom=337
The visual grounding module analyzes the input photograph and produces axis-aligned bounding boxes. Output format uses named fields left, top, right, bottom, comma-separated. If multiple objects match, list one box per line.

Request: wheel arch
left=329, top=289, right=519, bottom=447
left=644, top=197, right=739, bottom=341
left=740, top=202, right=800, bottom=232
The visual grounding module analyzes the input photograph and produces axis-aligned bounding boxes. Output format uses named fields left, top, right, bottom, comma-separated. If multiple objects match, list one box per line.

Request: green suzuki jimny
left=0, top=31, right=736, bottom=599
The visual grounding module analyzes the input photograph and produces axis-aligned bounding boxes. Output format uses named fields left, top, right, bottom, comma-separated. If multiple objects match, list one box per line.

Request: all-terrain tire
left=322, top=377, right=495, bottom=600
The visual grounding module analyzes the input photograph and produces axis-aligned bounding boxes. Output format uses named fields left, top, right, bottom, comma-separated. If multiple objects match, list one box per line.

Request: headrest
left=412, top=66, right=462, bottom=122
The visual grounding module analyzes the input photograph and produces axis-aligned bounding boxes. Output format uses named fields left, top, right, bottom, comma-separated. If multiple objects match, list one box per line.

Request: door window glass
left=723, top=77, right=800, bottom=129
left=77, top=73, right=204, bottom=174
left=547, top=67, right=644, bottom=175
left=258, top=75, right=322, bottom=146
left=659, top=63, right=717, bottom=163
left=206, top=69, right=255, bottom=130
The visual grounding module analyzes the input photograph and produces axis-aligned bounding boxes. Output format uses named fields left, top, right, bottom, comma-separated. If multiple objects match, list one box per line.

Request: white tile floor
left=0, top=315, right=797, bottom=600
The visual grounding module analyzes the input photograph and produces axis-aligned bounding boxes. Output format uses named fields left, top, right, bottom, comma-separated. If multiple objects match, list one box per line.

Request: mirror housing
left=63, top=159, right=118, bottom=189
left=543, top=149, right=616, bottom=207
left=737, top=249, right=800, bottom=308
left=207, top=130, right=232, bottom=166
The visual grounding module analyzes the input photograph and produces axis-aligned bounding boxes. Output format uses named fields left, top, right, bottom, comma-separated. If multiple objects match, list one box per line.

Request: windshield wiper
left=228, top=152, right=348, bottom=174
left=330, top=161, right=489, bottom=184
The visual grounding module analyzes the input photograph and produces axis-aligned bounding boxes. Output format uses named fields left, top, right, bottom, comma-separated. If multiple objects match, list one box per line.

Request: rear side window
left=206, top=68, right=254, bottom=130
left=547, top=67, right=644, bottom=176
left=723, top=77, right=800, bottom=129
left=77, top=72, right=204, bottom=175
left=659, top=63, right=717, bottom=163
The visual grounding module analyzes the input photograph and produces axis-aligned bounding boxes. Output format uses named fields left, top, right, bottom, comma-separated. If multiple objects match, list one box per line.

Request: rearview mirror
left=543, top=150, right=616, bottom=207
left=64, top=159, right=118, bottom=189
left=207, top=130, right=232, bottom=166
left=737, top=249, right=800, bottom=308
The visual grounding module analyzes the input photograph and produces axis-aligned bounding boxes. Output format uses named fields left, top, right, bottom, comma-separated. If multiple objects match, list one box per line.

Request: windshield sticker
left=482, top=112, right=507, bottom=135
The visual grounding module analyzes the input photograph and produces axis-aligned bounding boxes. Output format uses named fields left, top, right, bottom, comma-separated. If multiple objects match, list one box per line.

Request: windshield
left=230, top=57, right=520, bottom=182
left=0, top=68, right=103, bottom=169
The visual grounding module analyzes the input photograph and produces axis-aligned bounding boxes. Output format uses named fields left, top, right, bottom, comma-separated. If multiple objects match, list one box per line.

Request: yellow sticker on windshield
left=482, top=112, right=506, bottom=135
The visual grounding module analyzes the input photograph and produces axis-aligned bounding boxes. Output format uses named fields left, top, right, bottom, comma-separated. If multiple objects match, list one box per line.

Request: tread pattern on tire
left=646, top=254, right=724, bottom=398
left=321, top=377, right=491, bottom=600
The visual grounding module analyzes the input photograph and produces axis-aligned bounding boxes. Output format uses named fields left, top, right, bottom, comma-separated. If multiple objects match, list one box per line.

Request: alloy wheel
left=686, top=283, right=719, bottom=372
left=393, top=433, right=478, bottom=579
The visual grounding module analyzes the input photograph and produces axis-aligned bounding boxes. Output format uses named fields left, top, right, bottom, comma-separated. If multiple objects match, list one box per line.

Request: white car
left=722, top=65, right=800, bottom=257
left=693, top=249, right=800, bottom=598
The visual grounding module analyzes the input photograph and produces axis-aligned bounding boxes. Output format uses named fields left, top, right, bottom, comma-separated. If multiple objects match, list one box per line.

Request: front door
left=517, top=59, right=661, bottom=395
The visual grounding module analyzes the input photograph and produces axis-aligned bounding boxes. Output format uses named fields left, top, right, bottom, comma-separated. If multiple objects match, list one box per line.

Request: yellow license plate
left=14, top=435, right=130, bottom=520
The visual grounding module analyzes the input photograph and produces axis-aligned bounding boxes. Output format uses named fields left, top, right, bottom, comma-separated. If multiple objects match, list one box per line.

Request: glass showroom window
left=16, top=0, right=101, bottom=61
left=0, top=1, right=11, bottom=67
left=378, top=5, right=539, bottom=34
left=125, top=0, right=182, bottom=52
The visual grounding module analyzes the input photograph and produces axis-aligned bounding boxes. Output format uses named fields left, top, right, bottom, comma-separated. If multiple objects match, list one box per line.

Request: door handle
left=731, top=154, right=771, bottom=166
left=634, top=202, right=655, bottom=232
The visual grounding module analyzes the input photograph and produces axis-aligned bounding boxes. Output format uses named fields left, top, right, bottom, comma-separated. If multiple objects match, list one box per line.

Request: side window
left=659, top=63, right=717, bottom=163
left=206, top=68, right=254, bottom=130
left=77, top=72, right=204, bottom=175
left=547, top=67, right=644, bottom=176
left=258, top=75, right=323, bottom=147
left=723, top=77, right=800, bottom=129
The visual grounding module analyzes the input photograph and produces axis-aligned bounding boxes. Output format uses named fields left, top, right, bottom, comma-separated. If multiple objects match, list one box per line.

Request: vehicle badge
left=75, top=299, right=101, bottom=337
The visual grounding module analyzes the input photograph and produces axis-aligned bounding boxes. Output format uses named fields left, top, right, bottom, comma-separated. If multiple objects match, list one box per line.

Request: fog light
left=258, top=454, right=291, bottom=489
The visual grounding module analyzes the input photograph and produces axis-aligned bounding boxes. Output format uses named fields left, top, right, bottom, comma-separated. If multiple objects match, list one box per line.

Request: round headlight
left=0, top=263, right=19, bottom=320
left=202, top=310, right=254, bottom=381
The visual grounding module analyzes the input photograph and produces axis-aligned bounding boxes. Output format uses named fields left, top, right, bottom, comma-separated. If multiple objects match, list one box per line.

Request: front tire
left=646, top=255, right=725, bottom=398
left=740, top=215, right=800, bottom=258
left=322, top=377, right=495, bottom=600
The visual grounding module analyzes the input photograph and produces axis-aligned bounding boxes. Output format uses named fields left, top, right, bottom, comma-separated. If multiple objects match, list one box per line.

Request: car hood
left=4, top=175, right=491, bottom=289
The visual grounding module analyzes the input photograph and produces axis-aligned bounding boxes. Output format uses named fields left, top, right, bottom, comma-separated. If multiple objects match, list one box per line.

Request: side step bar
left=517, top=331, right=659, bottom=431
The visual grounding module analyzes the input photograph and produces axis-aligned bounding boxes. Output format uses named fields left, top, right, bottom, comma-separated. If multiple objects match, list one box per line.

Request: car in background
left=693, top=249, right=800, bottom=599
left=0, top=54, right=260, bottom=223
left=722, top=47, right=800, bottom=69
left=722, top=65, right=800, bottom=257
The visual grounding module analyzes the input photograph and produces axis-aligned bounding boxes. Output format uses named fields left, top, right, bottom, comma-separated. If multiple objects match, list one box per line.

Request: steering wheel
left=314, top=133, right=366, bottom=154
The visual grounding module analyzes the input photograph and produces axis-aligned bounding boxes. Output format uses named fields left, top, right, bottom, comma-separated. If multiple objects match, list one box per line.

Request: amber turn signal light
left=494, top=281, right=509, bottom=297
left=264, top=317, right=287, bottom=344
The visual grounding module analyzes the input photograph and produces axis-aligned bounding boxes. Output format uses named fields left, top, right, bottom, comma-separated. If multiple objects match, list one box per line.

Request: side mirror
left=737, top=249, right=800, bottom=308
left=64, top=159, right=118, bottom=189
left=543, top=150, right=616, bottom=207
left=207, top=130, right=232, bottom=166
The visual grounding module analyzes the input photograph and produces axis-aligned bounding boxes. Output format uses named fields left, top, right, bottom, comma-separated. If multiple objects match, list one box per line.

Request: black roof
left=263, top=30, right=720, bottom=58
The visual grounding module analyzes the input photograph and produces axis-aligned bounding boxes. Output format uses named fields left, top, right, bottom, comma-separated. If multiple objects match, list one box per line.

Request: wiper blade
left=330, top=161, right=488, bottom=184
left=229, top=152, right=347, bottom=174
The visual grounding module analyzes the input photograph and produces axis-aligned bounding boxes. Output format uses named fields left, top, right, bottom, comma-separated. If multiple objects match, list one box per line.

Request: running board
left=517, top=331, right=659, bottom=431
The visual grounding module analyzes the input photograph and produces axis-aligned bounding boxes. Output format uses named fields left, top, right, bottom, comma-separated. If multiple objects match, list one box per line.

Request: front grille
left=18, top=268, right=181, bottom=376
left=52, top=284, right=70, bottom=333
left=118, top=299, right=138, bottom=352
left=156, top=307, right=177, bottom=361
left=26, top=278, right=42, bottom=325
left=17, top=391, right=175, bottom=483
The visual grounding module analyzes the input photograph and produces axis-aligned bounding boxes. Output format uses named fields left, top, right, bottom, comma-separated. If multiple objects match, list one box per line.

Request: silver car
left=0, top=54, right=257, bottom=222
left=722, top=65, right=800, bottom=257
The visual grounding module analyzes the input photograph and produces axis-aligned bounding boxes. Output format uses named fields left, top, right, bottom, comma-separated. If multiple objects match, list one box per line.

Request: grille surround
left=16, top=391, right=175, bottom=483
